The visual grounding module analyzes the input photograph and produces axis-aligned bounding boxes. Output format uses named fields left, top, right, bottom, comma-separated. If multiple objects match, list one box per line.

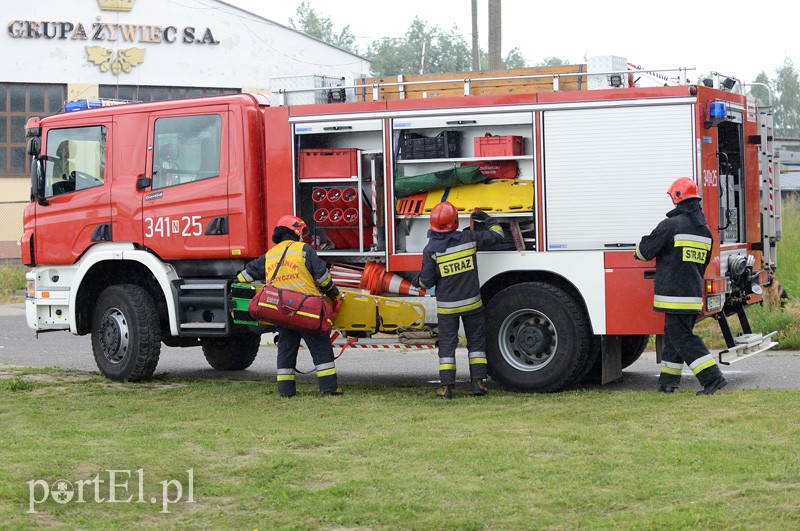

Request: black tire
left=574, top=335, right=602, bottom=384
left=91, top=284, right=161, bottom=382
left=620, top=335, right=650, bottom=368
left=202, top=331, right=261, bottom=370
left=579, top=334, right=651, bottom=383
left=486, top=282, right=591, bottom=392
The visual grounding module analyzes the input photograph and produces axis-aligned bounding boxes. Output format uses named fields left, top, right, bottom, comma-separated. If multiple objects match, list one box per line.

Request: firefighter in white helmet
left=635, top=177, right=727, bottom=395
left=418, top=202, right=504, bottom=399
left=237, top=215, right=343, bottom=397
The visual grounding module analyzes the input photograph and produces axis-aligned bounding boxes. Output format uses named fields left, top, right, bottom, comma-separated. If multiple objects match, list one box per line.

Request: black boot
left=436, top=385, right=453, bottom=400
left=696, top=375, right=727, bottom=395
left=322, top=387, right=343, bottom=396
left=471, top=378, right=488, bottom=396
left=659, top=385, right=677, bottom=393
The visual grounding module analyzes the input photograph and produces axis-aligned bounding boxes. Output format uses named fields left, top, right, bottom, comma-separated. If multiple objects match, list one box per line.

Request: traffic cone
left=359, top=260, right=425, bottom=296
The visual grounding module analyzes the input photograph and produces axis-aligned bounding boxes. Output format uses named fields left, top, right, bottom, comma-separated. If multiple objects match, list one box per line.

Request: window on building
left=152, top=115, right=221, bottom=190
left=98, top=85, right=239, bottom=103
left=0, top=83, right=66, bottom=178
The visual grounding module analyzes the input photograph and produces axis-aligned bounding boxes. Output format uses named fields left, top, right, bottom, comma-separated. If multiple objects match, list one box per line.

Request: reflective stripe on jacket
left=635, top=198, right=712, bottom=314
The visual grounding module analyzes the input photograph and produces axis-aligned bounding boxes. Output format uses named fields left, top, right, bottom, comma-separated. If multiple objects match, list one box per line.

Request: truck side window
left=45, top=126, right=106, bottom=197
left=152, top=114, right=221, bottom=190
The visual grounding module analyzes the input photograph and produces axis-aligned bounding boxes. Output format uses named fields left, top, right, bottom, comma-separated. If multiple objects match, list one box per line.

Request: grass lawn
left=1, top=368, right=799, bottom=529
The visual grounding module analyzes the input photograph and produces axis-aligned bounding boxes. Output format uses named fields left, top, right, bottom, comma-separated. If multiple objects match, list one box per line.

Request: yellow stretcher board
left=231, top=284, right=426, bottom=333
left=397, top=179, right=534, bottom=215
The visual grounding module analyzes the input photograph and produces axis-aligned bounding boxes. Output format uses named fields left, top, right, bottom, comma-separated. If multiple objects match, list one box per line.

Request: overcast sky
left=220, top=0, right=796, bottom=85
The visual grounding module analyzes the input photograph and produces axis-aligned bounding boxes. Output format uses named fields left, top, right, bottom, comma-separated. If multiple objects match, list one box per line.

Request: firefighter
left=237, top=215, right=343, bottom=397
left=418, top=202, right=504, bottom=399
left=635, top=177, right=727, bottom=395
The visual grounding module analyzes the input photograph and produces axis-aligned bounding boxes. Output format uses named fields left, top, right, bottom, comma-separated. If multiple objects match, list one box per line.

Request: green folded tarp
left=394, top=165, right=485, bottom=198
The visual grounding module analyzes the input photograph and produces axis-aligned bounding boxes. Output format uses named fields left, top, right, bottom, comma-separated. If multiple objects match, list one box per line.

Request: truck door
left=141, top=107, right=230, bottom=259
left=35, top=122, right=112, bottom=265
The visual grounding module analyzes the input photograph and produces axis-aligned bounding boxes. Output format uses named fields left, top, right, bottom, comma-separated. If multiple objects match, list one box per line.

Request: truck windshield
left=152, top=114, right=221, bottom=189
left=44, top=126, right=106, bottom=197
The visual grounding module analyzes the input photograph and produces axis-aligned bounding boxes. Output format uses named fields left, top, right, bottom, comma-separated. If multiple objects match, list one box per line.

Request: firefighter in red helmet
left=418, top=202, right=504, bottom=399
left=635, top=177, right=727, bottom=395
left=237, top=215, right=343, bottom=397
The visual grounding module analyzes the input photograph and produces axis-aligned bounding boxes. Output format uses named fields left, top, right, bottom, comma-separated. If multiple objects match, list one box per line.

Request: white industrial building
left=0, top=0, right=371, bottom=258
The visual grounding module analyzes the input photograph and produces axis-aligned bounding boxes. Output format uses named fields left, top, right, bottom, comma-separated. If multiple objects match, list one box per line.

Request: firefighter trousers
left=436, top=311, right=488, bottom=385
left=659, top=312, right=722, bottom=388
left=276, top=327, right=338, bottom=396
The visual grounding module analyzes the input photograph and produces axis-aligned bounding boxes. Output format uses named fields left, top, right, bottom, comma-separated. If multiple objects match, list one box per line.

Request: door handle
left=136, top=175, right=152, bottom=190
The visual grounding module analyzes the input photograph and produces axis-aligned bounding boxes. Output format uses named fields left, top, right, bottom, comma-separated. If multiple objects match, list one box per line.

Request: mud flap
left=600, top=335, right=623, bottom=384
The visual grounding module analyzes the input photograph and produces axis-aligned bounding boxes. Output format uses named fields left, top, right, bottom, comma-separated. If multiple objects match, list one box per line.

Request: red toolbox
left=298, top=148, right=359, bottom=179
left=474, top=134, right=524, bottom=157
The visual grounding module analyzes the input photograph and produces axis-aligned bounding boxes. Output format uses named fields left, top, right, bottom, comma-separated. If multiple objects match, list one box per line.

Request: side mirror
left=33, top=156, right=48, bottom=206
left=26, top=137, right=40, bottom=157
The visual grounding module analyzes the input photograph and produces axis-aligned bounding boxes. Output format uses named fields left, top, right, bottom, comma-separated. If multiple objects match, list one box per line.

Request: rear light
left=26, top=280, right=34, bottom=298
left=706, top=277, right=730, bottom=294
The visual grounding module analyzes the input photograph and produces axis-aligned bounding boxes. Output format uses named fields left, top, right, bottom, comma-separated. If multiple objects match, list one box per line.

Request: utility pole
left=471, top=0, right=480, bottom=71
left=488, top=0, right=501, bottom=70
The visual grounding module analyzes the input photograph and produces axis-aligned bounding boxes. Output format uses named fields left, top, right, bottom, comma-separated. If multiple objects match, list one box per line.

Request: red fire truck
left=20, top=66, right=780, bottom=391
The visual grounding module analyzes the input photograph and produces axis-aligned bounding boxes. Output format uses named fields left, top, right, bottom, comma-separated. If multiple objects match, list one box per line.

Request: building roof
left=781, top=172, right=800, bottom=191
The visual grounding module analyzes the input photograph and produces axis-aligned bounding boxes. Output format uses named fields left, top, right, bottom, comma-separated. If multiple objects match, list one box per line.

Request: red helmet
left=276, top=215, right=309, bottom=238
left=668, top=177, right=700, bottom=204
left=430, top=201, right=459, bottom=232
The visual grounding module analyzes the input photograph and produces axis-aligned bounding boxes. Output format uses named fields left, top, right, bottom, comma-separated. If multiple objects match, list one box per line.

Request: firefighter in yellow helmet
left=635, top=177, right=727, bottom=395
left=237, top=215, right=342, bottom=397
left=418, top=202, right=504, bottom=399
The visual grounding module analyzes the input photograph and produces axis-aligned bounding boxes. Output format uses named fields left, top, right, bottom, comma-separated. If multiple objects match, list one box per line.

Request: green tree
left=536, top=57, right=570, bottom=67
left=774, top=58, right=800, bottom=137
left=479, top=47, right=527, bottom=70
left=288, top=1, right=358, bottom=54
left=366, top=18, right=472, bottom=76
left=747, top=71, right=773, bottom=108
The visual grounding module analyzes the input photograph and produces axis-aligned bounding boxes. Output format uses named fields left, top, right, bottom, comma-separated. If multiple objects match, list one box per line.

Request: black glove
left=324, top=284, right=341, bottom=300
left=471, top=209, right=490, bottom=223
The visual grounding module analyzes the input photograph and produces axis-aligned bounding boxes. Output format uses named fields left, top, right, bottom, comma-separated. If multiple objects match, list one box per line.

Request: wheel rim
left=497, top=308, right=558, bottom=372
left=98, top=308, right=129, bottom=364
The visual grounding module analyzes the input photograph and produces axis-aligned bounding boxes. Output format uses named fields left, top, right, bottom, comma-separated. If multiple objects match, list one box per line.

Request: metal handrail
left=271, top=66, right=697, bottom=103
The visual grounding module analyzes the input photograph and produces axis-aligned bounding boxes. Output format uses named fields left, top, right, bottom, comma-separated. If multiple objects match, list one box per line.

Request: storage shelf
left=397, top=155, right=533, bottom=164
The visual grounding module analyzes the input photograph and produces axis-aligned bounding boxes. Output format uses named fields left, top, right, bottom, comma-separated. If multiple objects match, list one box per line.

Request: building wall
left=0, top=0, right=371, bottom=259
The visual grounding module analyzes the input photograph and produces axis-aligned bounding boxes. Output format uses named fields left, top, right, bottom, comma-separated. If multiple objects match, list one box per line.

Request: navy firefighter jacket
left=635, top=197, right=713, bottom=314
left=418, top=219, right=504, bottom=315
